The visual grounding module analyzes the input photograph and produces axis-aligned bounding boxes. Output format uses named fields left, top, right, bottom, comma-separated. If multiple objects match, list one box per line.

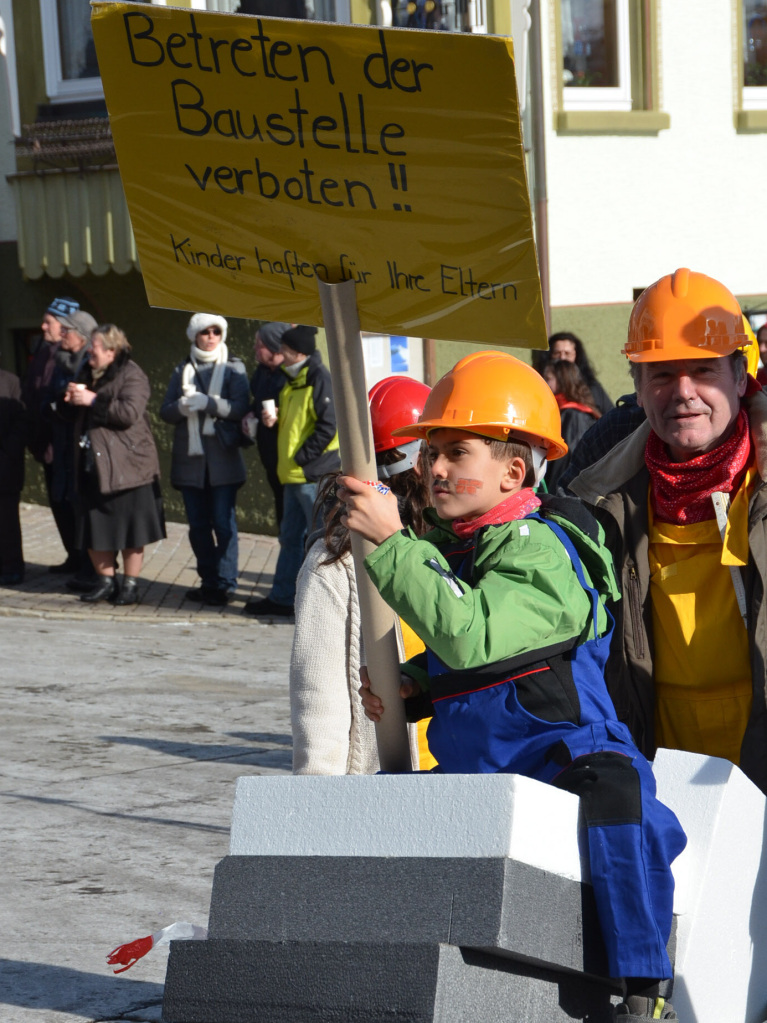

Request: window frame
left=736, top=0, right=767, bottom=130
left=551, top=0, right=669, bottom=135
left=560, top=0, right=633, bottom=112
left=39, top=0, right=105, bottom=105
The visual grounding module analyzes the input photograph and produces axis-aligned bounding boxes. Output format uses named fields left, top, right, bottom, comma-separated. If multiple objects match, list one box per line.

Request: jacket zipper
left=627, top=564, right=645, bottom=660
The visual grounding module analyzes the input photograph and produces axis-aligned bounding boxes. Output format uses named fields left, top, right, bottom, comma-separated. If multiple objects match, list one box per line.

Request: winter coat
left=0, top=369, right=26, bottom=495
left=249, top=363, right=285, bottom=471
left=160, top=355, right=250, bottom=490
left=364, top=498, right=616, bottom=685
left=277, top=351, right=340, bottom=485
left=569, top=419, right=767, bottom=794
left=290, top=537, right=421, bottom=775
left=21, top=337, right=58, bottom=463
left=547, top=404, right=600, bottom=493
left=72, top=353, right=161, bottom=496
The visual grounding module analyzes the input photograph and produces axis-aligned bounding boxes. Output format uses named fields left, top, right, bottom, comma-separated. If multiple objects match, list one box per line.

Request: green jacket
left=277, top=350, right=340, bottom=485
left=365, top=498, right=620, bottom=689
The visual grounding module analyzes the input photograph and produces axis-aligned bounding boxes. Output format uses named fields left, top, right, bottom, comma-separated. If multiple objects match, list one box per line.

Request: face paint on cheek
left=455, top=478, right=483, bottom=495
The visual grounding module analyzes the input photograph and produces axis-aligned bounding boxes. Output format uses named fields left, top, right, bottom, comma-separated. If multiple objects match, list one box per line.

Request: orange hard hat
left=392, top=351, right=568, bottom=461
left=624, top=268, right=749, bottom=362
left=368, top=376, right=431, bottom=453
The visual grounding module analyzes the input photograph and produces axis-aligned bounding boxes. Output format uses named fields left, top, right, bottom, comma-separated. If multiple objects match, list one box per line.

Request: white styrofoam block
left=230, top=774, right=583, bottom=881
left=653, top=748, right=767, bottom=1023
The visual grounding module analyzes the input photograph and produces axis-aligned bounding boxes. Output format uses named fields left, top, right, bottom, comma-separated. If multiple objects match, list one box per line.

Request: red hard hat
left=368, top=376, right=431, bottom=454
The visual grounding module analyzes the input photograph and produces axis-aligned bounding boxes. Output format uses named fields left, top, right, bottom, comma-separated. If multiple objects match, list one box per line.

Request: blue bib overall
left=424, top=514, right=687, bottom=981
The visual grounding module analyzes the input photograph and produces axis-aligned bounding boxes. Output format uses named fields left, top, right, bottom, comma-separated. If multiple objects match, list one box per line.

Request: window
left=389, top=0, right=486, bottom=33
left=40, top=0, right=104, bottom=104
left=743, top=2, right=767, bottom=106
left=561, top=0, right=631, bottom=110
left=237, top=0, right=350, bottom=23
left=553, top=0, right=669, bottom=133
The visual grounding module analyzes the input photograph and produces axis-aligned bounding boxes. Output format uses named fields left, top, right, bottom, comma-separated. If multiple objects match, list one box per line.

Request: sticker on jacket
left=428, top=558, right=465, bottom=598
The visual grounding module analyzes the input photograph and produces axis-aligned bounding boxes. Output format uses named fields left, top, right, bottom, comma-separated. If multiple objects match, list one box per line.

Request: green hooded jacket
left=365, top=498, right=621, bottom=689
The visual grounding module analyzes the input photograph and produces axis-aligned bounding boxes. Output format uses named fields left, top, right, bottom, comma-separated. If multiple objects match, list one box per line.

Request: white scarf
left=182, top=342, right=228, bottom=457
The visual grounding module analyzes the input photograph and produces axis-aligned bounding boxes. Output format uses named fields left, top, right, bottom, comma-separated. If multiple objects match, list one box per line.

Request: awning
left=8, top=165, right=138, bottom=279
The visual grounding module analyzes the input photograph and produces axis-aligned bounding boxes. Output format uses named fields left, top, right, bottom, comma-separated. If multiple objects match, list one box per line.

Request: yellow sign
left=92, top=2, right=545, bottom=347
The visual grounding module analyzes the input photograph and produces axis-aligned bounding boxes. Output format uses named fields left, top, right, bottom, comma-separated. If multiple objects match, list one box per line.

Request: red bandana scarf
left=452, top=488, right=541, bottom=538
left=645, top=408, right=752, bottom=525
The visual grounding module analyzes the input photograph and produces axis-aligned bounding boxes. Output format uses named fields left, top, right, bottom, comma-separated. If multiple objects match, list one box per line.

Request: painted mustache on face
left=433, top=481, right=451, bottom=494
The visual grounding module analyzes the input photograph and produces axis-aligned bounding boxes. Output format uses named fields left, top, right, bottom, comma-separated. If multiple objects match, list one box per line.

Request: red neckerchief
left=452, top=488, right=541, bottom=538
left=645, top=408, right=752, bottom=525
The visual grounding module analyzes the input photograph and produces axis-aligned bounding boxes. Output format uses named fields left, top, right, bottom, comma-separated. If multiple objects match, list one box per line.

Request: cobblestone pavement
left=1, top=504, right=281, bottom=623
left=0, top=505, right=295, bottom=1022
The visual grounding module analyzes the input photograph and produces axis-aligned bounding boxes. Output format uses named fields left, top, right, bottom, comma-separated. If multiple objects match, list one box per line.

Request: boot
left=113, top=576, right=139, bottom=606
left=614, top=996, right=678, bottom=1019
left=80, top=574, right=117, bottom=603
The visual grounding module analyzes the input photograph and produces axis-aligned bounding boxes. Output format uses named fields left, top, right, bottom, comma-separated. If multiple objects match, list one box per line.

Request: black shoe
left=186, top=586, right=229, bottom=606
left=80, top=575, right=117, bottom=603
left=244, top=597, right=294, bottom=617
left=0, top=572, right=24, bottom=586
left=113, top=577, right=139, bottom=606
left=49, top=556, right=79, bottom=575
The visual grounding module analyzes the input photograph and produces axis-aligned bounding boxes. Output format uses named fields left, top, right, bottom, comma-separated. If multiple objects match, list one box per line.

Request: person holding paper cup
left=161, top=313, right=250, bottom=606
left=245, top=325, right=340, bottom=618
left=244, top=322, right=290, bottom=526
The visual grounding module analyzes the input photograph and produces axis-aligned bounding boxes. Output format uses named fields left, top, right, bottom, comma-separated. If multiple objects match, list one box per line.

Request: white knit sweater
left=290, top=538, right=418, bottom=775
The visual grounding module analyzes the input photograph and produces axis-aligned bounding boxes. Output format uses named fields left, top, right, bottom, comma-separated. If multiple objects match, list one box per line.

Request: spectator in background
left=161, top=313, right=250, bottom=606
left=22, top=297, right=83, bottom=573
left=543, top=359, right=602, bottom=492
left=245, top=325, right=340, bottom=618
left=0, top=366, right=26, bottom=585
left=756, top=323, right=767, bottom=388
left=548, top=331, right=614, bottom=414
left=48, top=309, right=99, bottom=592
left=243, top=322, right=290, bottom=526
left=64, top=324, right=165, bottom=606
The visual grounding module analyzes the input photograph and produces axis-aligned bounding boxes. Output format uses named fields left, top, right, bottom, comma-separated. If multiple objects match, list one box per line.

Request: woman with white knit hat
left=160, top=313, right=250, bottom=605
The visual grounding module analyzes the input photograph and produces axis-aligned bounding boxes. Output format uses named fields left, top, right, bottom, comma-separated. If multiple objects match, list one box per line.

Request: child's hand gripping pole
left=318, top=278, right=412, bottom=772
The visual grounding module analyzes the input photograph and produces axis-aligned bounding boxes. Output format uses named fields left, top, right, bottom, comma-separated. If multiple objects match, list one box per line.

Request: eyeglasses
left=200, top=327, right=222, bottom=336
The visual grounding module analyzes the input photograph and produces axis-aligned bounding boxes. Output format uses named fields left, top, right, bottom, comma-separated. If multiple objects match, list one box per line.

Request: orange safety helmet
left=369, top=375, right=431, bottom=478
left=392, top=351, right=568, bottom=461
left=624, top=268, right=749, bottom=362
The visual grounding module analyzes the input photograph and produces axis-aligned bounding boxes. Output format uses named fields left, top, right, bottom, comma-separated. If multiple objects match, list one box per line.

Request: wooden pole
left=318, top=278, right=413, bottom=773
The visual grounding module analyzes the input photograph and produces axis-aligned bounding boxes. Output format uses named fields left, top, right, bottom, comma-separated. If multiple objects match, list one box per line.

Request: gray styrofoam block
left=229, top=775, right=582, bottom=880
left=207, top=855, right=607, bottom=978
left=162, top=940, right=619, bottom=1023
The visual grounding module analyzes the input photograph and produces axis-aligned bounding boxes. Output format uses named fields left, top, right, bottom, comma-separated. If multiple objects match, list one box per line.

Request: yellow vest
left=649, top=468, right=754, bottom=764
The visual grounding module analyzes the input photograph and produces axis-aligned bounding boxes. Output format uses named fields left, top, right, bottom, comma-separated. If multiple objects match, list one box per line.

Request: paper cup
left=262, top=399, right=276, bottom=416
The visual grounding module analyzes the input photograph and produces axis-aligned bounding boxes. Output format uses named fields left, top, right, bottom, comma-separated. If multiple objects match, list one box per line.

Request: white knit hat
left=186, top=312, right=228, bottom=344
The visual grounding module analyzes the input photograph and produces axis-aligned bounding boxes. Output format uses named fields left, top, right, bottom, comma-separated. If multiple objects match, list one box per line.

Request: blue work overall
left=424, top=514, right=687, bottom=981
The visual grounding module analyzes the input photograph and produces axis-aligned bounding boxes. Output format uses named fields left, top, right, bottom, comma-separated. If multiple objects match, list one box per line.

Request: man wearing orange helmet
left=570, top=268, right=767, bottom=797
left=340, top=352, right=686, bottom=1021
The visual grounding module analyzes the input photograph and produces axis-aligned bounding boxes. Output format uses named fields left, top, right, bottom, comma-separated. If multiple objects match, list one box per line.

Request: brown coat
left=570, top=419, right=767, bottom=795
left=73, top=353, right=160, bottom=496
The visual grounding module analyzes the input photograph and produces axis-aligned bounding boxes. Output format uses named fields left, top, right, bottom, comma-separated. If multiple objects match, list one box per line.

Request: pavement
left=0, top=504, right=295, bottom=1023
left=2, top=503, right=282, bottom=623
